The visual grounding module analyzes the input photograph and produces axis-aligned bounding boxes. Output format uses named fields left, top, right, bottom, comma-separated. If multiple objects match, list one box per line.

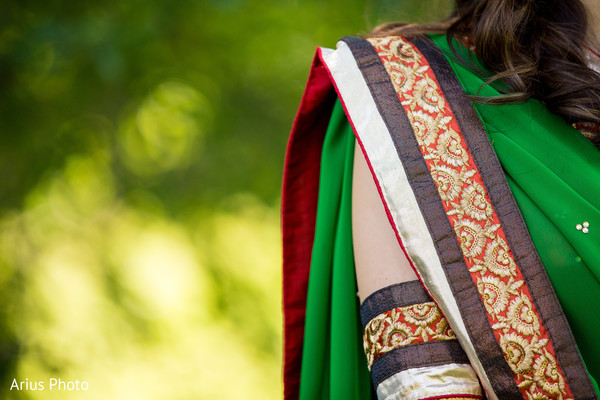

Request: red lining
left=281, top=49, right=337, bottom=400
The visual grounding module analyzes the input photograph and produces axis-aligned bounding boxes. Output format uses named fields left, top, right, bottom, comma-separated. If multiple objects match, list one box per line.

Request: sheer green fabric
left=430, top=33, right=600, bottom=392
left=299, top=101, right=372, bottom=400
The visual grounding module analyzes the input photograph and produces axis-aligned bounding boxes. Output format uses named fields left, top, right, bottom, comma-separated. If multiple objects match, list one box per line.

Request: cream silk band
left=376, top=363, right=482, bottom=400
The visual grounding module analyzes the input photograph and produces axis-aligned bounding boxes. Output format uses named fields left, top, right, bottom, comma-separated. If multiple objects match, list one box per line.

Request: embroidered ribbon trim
left=367, top=36, right=574, bottom=399
left=363, top=302, right=456, bottom=369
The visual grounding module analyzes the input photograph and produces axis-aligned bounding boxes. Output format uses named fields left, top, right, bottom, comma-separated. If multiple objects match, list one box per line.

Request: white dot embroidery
left=576, top=221, right=590, bottom=234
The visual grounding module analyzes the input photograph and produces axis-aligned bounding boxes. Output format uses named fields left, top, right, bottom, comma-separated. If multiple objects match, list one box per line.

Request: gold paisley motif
left=459, top=182, right=494, bottom=221
left=436, top=128, right=470, bottom=167
left=500, top=333, right=536, bottom=375
left=391, top=40, right=419, bottom=62
left=507, top=294, right=541, bottom=336
left=413, top=76, right=445, bottom=113
left=362, top=301, right=456, bottom=369
left=365, top=313, right=388, bottom=340
left=477, top=275, right=512, bottom=315
left=402, top=302, right=440, bottom=326
left=483, top=237, right=518, bottom=277
left=381, top=321, right=415, bottom=351
left=389, top=68, right=415, bottom=94
left=431, top=164, right=475, bottom=203
left=412, top=110, right=450, bottom=146
left=533, top=351, right=565, bottom=397
left=454, top=218, right=491, bottom=258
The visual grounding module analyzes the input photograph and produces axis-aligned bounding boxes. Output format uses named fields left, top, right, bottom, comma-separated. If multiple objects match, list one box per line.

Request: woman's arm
left=352, top=141, right=417, bottom=303
left=352, top=140, right=483, bottom=400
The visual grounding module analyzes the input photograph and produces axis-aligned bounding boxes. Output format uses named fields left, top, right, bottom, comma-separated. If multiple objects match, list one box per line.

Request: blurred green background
left=0, top=0, right=451, bottom=398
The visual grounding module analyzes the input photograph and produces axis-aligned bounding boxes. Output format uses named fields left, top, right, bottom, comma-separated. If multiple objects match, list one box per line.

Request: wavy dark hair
left=370, top=0, right=600, bottom=145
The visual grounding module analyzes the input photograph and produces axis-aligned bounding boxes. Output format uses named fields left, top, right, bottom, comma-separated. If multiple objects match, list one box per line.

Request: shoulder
left=332, top=34, right=454, bottom=110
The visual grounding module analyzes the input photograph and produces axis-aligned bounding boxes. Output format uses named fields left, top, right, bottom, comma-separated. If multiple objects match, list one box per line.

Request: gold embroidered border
left=363, top=302, right=455, bottom=369
left=367, top=36, right=574, bottom=400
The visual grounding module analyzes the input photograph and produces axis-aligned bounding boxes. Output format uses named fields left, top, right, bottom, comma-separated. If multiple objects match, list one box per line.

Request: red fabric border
left=281, top=49, right=336, bottom=400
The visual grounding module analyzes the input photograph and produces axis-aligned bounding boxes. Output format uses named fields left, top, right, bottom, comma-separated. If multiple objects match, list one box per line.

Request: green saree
left=429, top=33, right=600, bottom=386
left=285, top=33, right=600, bottom=400
left=299, top=101, right=371, bottom=400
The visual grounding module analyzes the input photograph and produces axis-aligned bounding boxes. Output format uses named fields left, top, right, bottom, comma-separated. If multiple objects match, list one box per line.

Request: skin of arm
left=352, top=141, right=417, bottom=303
left=351, top=138, right=482, bottom=400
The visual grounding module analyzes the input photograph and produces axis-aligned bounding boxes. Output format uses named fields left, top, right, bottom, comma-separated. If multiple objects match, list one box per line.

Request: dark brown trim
left=413, top=36, right=598, bottom=400
left=371, top=340, right=469, bottom=387
left=341, top=36, right=523, bottom=399
left=360, top=281, right=432, bottom=327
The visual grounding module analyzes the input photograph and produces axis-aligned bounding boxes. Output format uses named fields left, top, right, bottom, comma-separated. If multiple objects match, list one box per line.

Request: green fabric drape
left=430, top=33, right=600, bottom=392
left=299, top=35, right=600, bottom=398
left=299, top=101, right=372, bottom=400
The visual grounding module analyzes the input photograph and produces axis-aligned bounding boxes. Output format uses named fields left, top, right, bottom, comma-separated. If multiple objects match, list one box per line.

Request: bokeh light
left=0, top=0, right=451, bottom=398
